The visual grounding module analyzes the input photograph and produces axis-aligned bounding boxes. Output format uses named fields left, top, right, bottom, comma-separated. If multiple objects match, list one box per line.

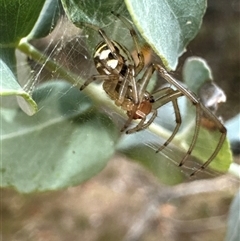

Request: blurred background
left=1, top=0, right=239, bottom=240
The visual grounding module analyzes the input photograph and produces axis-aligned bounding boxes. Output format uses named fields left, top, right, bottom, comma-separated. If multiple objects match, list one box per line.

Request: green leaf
left=0, top=0, right=46, bottom=115
left=0, top=58, right=19, bottom=93
left=61, top=0, right=126, bottom=26
left=118, top=121, right=231, bottom=180
left=0, top=0, right=45, bottom=45
left=183, top=57, right=213, bottom=94
left=118, top=141, right=186, bottom=185
left=182, top=127, right=232, bottom=173
left=0, top=81, right=118, bottom=193
left=125, top=0, right=207, bottom=70
left=58, top=1, right=231, bottom=177
left=61, top=0, right=206, bottom=70
left=180, top=57, right=232, bottom=173
left=28, top=0, right=62, bottom=40
left=118, top=56, right=232, bottom=176
left=0, top=48, right=37, bottom=115
left=61, top=0, right=129, bottom=53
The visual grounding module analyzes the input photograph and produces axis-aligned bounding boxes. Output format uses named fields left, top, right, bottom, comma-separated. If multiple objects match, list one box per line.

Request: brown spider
left=79, top=12, right=227, bottom=176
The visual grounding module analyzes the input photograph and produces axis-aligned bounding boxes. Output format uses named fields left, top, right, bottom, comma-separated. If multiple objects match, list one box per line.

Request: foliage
left=0, top=0, right=233, bottom=193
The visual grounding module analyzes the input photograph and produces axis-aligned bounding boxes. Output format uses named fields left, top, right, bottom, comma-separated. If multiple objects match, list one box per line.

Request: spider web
left=17, top=14, right=228, bottom=184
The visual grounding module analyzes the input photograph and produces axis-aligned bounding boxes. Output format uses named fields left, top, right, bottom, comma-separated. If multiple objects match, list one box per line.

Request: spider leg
left=154, top=64, right=226, bottom=175
left=128, top=66, right=140, bottom=104
left=190, top=103, right=226, bottom=176
left=75, top=22, right=121, bottom=62
left=180, top=103, right=201, bottom=164
left=96, top=58, right=132, bottom=105
left=126, top=88, right=183, bottom=135
left=121, top=108, right=137, bottom=132
left=154, top=64, right=201, bottom=163
left=123, top=66, right=178, bottom=134
left=121, top=64, right=155, bottom=132
left=80, top=73, right=118, bottom=90
left=111, top=12, right=144, bottom=75
left=116, top=66, right=135, bottom=105
left=152, top=88, right=183, bottom=152
left=126, top=109, right=157, bottom=134
left=137, top=64, right=155, bottom=98
left=84, top=52, right=136, bottom=93
left=81, top=57, right=126, bottom=90
left=120, top=67, right=139, bottom=132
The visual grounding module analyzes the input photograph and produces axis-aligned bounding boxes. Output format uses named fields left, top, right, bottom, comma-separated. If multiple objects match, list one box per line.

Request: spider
left=79, top=12, right=227, bottom=176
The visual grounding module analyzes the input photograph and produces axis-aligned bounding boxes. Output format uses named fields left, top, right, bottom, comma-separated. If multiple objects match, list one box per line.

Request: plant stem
left=18, top=38, right=77, bottom=85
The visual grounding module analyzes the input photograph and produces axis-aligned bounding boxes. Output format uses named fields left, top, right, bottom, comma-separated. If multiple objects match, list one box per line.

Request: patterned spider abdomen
left=93, top=41, right=134, bottom=76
